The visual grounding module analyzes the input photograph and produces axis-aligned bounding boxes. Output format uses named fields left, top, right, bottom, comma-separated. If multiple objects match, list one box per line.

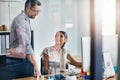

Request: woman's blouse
left=41, top=46, right=69, bottom=74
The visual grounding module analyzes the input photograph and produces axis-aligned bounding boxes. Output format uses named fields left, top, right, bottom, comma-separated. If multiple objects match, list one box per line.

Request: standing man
left=7, top=0, right=41, bottom=76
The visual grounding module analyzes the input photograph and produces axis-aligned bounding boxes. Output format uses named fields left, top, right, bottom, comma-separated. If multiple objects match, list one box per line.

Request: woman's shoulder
left=44, top=46, right=53, bottom=50
left=42, top=46, right=53, bottom=53
left=62, top=48, right=69, bottom=51
left=62, top=48, right=70, bottom=53
left=42, top=47, right=49, bottom=51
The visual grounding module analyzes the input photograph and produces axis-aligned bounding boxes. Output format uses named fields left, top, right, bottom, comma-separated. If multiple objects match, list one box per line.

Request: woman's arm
left=43, top=53, right=50, bottom=74
left=67, top=53, right=82, bottom=67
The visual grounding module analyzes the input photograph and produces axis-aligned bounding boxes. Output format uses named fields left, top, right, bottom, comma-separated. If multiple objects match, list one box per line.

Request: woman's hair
left=25, top=0, right=41, bottom=9
left=57, top=31, right=68, bottom=48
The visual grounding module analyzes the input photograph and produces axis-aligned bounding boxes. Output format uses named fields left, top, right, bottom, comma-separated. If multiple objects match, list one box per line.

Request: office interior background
left=0, top=0, right=117, bottom=73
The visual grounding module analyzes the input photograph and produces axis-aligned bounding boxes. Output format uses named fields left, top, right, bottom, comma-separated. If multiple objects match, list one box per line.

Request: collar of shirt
left=21, top=11, right=30, bottom=24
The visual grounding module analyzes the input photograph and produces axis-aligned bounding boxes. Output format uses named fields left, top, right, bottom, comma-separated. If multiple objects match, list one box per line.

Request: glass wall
left=38, top=0, right=90, bottom=56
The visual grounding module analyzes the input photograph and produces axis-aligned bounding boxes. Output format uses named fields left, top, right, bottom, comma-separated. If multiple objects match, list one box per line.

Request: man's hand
left=33, top=66, right=41, bottom=77
left=6, top=48, right=26, bottom=59
left=27, top=54, right=41, bottom=77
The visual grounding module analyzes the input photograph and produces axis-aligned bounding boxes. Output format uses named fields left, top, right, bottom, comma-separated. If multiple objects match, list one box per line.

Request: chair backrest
left=41, top=58, right=45, bottom=75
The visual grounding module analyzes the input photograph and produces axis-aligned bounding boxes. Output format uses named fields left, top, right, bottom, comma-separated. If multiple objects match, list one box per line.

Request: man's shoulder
left=12, top=13, right=27, bottom=26
left=14, top=13, right=24, bottom=21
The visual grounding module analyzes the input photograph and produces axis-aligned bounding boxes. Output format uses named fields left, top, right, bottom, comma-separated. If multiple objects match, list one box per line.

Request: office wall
left=0, top=1, right=25, bottom=26
left=0, top=2, right=9, bottom=26
left=37, top=0, right=90, bottom=56
left=78, top=0, right=90, bottom=54
left=0, top=0, right=91, bottom=70
left=0, top=0, right=90, bottom=56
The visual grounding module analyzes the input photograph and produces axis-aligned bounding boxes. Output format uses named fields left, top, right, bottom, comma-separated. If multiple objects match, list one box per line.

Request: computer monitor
left=81, top=35, right=118, bottom=72
left=81, top=36, right=91, bottom=72
left=103, top=35, right=118, bottom=67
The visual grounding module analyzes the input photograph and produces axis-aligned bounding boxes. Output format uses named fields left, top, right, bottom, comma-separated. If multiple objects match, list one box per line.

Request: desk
left=13, top=75, right=81, bottom=80
left=107, top=77, right=116, bottom=80
left=106, top=75, right=117, bottom=80
left=13, top=75, right=116, bottom=80
left=13, top=76, right=116, bottom=80
left=12, top=76, right=47, bottom=80
left=13, top=72, right=116, bottom=80
left=13, top=55, right=116, bottom=80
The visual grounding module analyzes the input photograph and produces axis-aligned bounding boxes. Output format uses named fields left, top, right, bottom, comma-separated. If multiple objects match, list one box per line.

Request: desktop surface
left=13, top=74, right=116, bottom=80
left=13, top=55, right=116, bottom=80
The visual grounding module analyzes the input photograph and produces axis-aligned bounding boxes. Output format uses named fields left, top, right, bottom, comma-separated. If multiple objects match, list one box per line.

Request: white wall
left=0, top=2, right=9, bottom=26
left=0, top=0, right=91, bottom=69
left=0, top=0, right=90, bottom=55
left=37, top=0, right=84, bottom=56
left=0, top=1, right=25, bottom=27
left=78, top=0, right=90, bottom=54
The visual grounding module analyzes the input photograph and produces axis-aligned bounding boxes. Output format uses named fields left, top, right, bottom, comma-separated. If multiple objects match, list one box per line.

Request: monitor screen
left=81, top=36, right=91, bottom=72
left=103, top=35, right=118, bottom=67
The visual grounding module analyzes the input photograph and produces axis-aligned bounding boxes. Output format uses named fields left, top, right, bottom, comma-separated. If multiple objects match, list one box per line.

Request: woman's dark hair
left=57, top=31, right=68, bottom=48
left=25, top=0, right=41, bottom=9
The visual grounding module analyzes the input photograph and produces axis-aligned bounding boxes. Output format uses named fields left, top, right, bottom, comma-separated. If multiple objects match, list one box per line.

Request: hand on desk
left=33, top=67, right=41, bottom=77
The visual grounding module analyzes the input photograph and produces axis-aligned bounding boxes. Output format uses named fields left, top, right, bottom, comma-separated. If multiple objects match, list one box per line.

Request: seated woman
left=41, top=31, right=82, bottom=74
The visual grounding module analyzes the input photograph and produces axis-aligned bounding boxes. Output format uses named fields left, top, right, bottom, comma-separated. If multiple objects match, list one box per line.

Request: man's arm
left=27, top=54, right=41, bottom=76
left=13, top=26, right=41, bottom=76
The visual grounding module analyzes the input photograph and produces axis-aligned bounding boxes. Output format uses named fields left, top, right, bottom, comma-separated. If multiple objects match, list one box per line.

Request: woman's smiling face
left=55, top=32, right=66, bottom=46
